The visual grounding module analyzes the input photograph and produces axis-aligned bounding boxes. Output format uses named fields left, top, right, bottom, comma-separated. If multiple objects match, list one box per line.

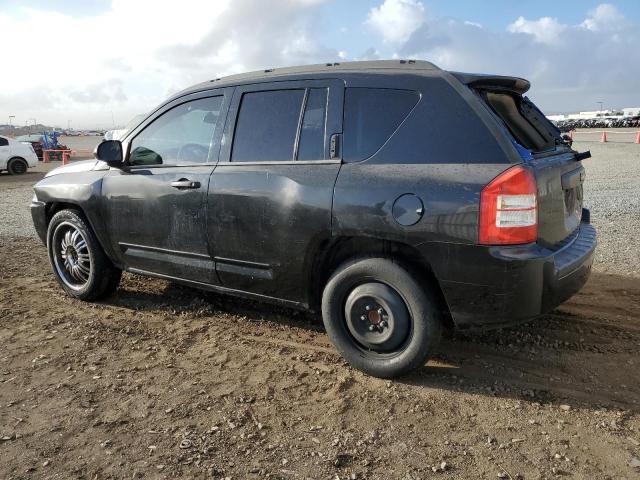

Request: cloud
left=357, top=47, right=382, bottom=61
left=0, top=0, right=337, bottom=128
left=463, top=20, right=482, bottom=29
left=508, top=16, right=567, bottom=44
left=68, top=80, right=128, bottom=104
left=392, top=4, right=640, bottom=113
left=0, top=1, right=638, bottom=126
left=366, top=0, right=425, bottom=44
left=158, top=0, right=338, bottom=83
left=581, top=3, right=626, bottom=31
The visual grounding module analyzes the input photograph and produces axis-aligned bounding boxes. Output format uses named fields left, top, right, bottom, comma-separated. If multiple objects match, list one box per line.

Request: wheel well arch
left=308, top=236, right=454, bottom=331
left=8, top=156, right=28, bottom=169
left=44, top=201, right=120, bottom=269
left=45, top=202, right=86, bottom=226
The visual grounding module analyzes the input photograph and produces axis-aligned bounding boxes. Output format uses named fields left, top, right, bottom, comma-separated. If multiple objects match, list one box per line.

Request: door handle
left=170, top=179, right=201, bottom=189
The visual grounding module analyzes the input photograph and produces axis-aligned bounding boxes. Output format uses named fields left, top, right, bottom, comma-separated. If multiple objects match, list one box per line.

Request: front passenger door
left=101, top=90, right=230, bottom=283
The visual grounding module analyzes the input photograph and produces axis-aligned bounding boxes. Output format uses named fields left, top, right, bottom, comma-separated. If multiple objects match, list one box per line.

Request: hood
left=44, top=159, right=107, bottom=177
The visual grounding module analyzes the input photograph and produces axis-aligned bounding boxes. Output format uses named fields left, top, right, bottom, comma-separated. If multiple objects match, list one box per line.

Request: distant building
left=623, top=107, right=640, bottom=117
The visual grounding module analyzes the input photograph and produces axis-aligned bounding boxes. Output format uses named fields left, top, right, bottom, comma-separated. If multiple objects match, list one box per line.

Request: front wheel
left=322, top=258, right=442, bottom=378
left=47, top=209, right=122, bottom=300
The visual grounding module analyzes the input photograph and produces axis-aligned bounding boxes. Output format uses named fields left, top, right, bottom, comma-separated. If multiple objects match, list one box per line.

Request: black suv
left=31, top=60, right=596, bottom=378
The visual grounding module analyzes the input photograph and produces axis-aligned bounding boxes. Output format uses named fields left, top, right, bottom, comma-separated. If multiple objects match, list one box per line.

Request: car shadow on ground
left=103, top=270, right=640, bottom=412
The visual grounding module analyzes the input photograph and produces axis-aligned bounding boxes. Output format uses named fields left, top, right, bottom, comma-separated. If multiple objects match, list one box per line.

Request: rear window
left=232, top=89, right=305, bottom=162
left=297, top=88, right=328, bottom=161
left=0, top=137, right=8, bottom=146
left=480, top=91, right=561, bottom=152
left=343, top=88, right=419, bottom=161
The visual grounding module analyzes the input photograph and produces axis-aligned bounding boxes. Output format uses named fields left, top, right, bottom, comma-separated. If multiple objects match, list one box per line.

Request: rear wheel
left=321, top=257, right=442, bottom=378
left=47, top=209, right=122, bottom=300
left=8, top=158, right=28, bottom=175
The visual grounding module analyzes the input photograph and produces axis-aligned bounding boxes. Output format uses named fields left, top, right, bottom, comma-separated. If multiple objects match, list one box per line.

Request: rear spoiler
left=449, top=72, right=531, bottom=94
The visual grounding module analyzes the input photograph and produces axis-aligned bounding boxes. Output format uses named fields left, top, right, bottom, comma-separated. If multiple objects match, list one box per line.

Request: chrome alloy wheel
left=52, top=222, right=92, bottom=289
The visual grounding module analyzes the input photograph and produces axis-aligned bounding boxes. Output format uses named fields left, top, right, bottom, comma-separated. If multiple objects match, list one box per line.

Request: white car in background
left=0, top=135, right=39, bottom=175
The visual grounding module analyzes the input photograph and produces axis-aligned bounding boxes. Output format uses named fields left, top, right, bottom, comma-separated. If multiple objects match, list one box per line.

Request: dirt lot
left=2, top=142, right=640, bottom=479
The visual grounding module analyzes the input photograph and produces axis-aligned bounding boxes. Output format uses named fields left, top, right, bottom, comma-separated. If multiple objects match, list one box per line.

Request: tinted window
left=343, top=88, right=419, bottom=161
left=129, top=96, right=223, bottom=166
left=297, top=88, right=328, bottom=160
left=231, top=89, right=305, bottom=162
left=0, top=137, right=8, bottom=146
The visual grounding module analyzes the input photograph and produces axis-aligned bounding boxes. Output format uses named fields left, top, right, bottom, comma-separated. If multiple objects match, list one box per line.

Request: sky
left=0, top=0, right=638, bottom=129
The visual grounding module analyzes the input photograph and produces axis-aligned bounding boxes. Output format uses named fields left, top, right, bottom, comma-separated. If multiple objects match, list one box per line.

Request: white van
left=0, top=135, right=39, bottom=174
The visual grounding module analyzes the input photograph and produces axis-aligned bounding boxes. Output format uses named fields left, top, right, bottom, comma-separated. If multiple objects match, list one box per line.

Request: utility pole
left=597, top=101, right=604, bottom=113
left=8, top=115, right=15, bottom=129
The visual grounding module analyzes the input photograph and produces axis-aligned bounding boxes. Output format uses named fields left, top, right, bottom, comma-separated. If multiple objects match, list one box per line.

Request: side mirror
left=94, top=140, right=123, bottom=167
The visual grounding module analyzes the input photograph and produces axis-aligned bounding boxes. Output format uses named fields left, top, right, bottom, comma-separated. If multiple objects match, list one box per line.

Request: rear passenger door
left=208, top=80, right=344, bottom=304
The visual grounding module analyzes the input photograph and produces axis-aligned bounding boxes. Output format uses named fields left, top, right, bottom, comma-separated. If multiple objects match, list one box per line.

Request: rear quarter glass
left=343, top=88, right=419, bottom=162
left=356, top=77, right=512, bottom=165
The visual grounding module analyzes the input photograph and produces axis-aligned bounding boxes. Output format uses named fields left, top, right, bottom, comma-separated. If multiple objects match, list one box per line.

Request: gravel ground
left=573, top=137, right=640, bottom=277
left=2, top=136, right=638, bottom=276
left=0, top=186, right=36, bottom=237
left=0, top=163, right=53, bottom=239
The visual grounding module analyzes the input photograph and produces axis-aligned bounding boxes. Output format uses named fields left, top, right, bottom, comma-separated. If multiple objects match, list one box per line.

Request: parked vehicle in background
left=555, top=116, right=640, bottom=132
left=14, top=134, right=44, bottom=160
left=104, top=114, right=147, bottom=141
left=31, top=60, right=596, bottom=378
left=0, top=135, right=39, bottom=174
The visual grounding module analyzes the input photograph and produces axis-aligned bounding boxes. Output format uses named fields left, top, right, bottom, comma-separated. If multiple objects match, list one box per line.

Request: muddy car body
left=31, top=60, right=596, bottom=377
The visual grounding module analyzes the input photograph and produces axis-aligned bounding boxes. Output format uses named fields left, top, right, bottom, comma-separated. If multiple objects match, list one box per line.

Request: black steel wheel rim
left=52, top=222, right=91, bottom=290
left=343, top=282, right=411, bottom=353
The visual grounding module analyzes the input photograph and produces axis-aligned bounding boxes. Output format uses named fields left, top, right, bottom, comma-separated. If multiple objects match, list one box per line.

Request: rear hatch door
left=453, top=72, right=586, bottom=247
left=529, top=151, right=584, bottom=247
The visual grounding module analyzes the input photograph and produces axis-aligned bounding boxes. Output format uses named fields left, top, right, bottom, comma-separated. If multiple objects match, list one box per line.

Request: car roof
left=171, top=59, right=441, bottom=100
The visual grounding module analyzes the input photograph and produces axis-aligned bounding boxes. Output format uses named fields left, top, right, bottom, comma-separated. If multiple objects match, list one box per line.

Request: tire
left=8, top=158, right=28, bottom=175
left=47, top=209, right=122, bottom=301
left=322, top=257, right=442, bottom=378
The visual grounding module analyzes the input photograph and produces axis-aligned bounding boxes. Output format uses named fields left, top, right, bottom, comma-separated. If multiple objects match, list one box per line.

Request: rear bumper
left=420, top=217, right=596, bottom=330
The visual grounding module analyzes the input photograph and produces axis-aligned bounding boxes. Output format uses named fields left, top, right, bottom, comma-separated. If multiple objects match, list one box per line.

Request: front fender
left=32, top=169, right=116, bottom=262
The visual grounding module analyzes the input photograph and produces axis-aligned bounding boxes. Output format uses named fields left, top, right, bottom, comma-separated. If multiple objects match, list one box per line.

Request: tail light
left=479, top=165, right=537, bottom=245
